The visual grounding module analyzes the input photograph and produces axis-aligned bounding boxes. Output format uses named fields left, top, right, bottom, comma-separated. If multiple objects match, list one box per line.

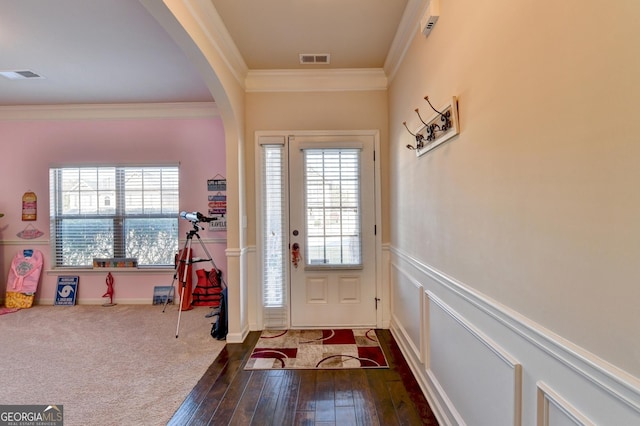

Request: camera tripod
left=163, top=220, right=225, bottom=338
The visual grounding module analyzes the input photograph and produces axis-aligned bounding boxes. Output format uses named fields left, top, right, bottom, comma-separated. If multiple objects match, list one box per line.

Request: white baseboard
left=227, top=323, right=250, bottom=344
left=37, top=298, right=153, bottom=305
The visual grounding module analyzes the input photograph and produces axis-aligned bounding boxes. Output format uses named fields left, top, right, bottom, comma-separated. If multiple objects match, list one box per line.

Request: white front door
left=288, top=134, right=377, bottom=327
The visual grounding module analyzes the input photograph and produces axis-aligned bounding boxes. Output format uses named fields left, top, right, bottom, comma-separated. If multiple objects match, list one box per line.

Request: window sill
left=45, top=267, right=174, bottom=275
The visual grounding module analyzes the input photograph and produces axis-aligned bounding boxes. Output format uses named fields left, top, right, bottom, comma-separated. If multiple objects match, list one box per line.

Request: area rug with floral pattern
left=244, top=328, right=389, bottom=370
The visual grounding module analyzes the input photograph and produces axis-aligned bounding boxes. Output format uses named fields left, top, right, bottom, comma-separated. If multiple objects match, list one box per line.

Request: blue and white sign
left=54, top=276, right=79, bottom=306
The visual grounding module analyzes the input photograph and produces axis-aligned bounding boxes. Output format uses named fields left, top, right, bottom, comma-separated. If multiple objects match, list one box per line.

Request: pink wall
left=0, top=115, right=227, bottom=304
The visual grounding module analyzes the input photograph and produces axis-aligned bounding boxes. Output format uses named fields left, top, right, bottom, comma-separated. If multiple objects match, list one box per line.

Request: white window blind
left=261, top=145, right=288, bottom=327
left=304, top=149, right=362, bottom=267
left=49, top=166, right=179, bottom=267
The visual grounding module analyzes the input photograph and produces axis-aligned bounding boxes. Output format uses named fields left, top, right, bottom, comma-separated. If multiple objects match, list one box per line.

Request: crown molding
left=182, top=0, right=248, bottom=88
left=384, top=0, right=428, bottom=83
left=179, top=0, right=422, bottom=92
left=0, top=102, right=219, bottom=121
left=245, top=68, right=388, bottom=92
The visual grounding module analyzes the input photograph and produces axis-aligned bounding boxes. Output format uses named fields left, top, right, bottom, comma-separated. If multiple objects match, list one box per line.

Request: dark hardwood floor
left=168, top=329, right=438, bottom=425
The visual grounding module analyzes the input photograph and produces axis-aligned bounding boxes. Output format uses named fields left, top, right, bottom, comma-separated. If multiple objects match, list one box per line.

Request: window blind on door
left=303, top=148, right=362, bottom=267
left=261, top=144, right=288, bottom=328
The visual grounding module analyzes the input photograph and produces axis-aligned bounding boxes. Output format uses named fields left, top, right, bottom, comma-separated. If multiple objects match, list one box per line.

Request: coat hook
left=415, top=108, right=429, bottom=127
left=403, top=121, right=424, bottom=150
left=403, top=96, right=458, bottom=152
left=425, top=95, right=452, bottom=132
left=424, top=96, right=444, bottom=116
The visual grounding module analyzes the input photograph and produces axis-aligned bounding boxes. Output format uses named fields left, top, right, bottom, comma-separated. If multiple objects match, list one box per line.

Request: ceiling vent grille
left=299, top=54, right=330, bottom=65
left=0, top=70, right=44, bottom=80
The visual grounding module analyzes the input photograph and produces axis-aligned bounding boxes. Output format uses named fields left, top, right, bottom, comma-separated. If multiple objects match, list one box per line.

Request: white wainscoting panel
left=388, top=247, right=640, bottom=426
left=537, top=382, right=595, bottom=426
left=381, top=244, right=391, bottom=328
left=428, top=292, right=522, bottom=426
left=391, top=262, right=424, bottom=363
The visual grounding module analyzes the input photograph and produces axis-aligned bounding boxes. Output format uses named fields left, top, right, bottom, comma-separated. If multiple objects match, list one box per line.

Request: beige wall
left=244, top=90, right=390, bottom=246
left=389, top=0, right=640, bottom=378
left=150, top=0, right=251, bottom=341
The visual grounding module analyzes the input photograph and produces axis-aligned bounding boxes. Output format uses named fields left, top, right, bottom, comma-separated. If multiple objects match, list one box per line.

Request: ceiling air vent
left=0, top=69, right=44, bottom=80
left=299, top=54, right=331, bottom=65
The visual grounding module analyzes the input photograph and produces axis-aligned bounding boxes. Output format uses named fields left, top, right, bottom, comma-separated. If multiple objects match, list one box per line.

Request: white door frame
left=254, top=130, right=383, bottom=329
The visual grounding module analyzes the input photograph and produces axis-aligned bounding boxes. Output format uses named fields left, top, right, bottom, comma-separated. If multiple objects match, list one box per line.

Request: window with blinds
left=261, top=144, right=288, bottom=327
left=49, top=166, right=179, bottom=267
left=304, top=148, right=362, bottom=267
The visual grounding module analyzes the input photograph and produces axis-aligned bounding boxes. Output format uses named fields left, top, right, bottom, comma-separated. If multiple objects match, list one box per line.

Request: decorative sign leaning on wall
left=403, top=96, right=460, bottom=157
left=54, top=276, right=79, bottom=306
left=207, top=175, right=227, bottom=231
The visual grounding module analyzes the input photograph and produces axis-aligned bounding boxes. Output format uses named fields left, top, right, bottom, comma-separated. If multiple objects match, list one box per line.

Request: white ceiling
left=0, top=0, right=413, bottom=106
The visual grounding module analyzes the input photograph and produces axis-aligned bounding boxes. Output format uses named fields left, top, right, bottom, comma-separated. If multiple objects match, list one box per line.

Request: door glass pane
left=304, top=148, right=361, bottom=267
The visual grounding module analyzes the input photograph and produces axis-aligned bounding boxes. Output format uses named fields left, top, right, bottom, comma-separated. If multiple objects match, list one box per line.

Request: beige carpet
left=0, top=304, right=225, bottom=426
